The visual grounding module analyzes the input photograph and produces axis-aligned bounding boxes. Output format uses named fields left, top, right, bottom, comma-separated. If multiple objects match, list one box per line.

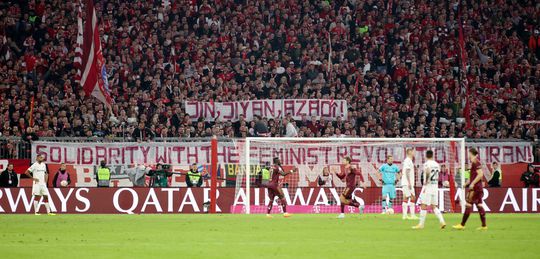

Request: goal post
left=236, top=137, right=466, bottom=214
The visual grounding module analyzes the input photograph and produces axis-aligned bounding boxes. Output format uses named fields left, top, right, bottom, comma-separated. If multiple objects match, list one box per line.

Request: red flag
left=81, top=0, right=113, bottom=109
left=458, top=21, right=467, bottom=72
left=73, top=0, right=83, bottom=84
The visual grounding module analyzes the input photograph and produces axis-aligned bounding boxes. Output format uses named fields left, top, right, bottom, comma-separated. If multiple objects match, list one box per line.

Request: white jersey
left=28, top=162, right=47, bottom=185
left=422, top=160, right=440, bottom=193
left=419, top=160, right=441, bottom=206
left=401, top=157, right=415, bottom=186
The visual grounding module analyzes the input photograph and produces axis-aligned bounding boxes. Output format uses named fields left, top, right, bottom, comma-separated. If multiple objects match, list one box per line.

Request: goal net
left=233, top=137, right=466, bottom=214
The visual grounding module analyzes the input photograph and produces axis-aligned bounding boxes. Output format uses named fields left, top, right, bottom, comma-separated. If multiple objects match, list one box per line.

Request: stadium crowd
left=0, top=0, right=539, bottom=144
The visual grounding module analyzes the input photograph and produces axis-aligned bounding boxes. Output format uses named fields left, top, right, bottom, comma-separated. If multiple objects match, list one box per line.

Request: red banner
left=0, top=159, right=30, bottom=174
left=1, top=187, right=538, bottom=214
left=0, top=188, right=235, bottom=214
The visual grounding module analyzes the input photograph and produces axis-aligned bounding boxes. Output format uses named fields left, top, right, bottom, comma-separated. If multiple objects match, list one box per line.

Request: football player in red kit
left=266, top=157, right=296, bottom=218
left=336, top=156, right=362, bottom=218
left=453, top=148, right=488, bottom=230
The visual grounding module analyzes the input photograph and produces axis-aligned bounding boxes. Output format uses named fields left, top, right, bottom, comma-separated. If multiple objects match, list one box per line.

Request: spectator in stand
left=253, top=115, right=269, bottom=137
left=0, top=0, right=537, bottom=143
left=283, top=118, right=298, bottom=137
left=1, top=141, right=18, bottom=159
left=488, top=162, right=501, bottom=187
left=0, top=163, right=18, bottom=187
left=132, top=122, right=154, bottom=142
left=20, top=127, right=39, bottom=157
left=52, top=163, right=71, bottom=188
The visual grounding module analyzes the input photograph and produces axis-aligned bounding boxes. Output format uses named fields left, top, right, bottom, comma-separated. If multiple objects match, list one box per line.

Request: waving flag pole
left=457, top=3, right=470, bottom=130
left=73, top=0, right=83, bottom=84
left=81, top=0, right=113, bottom=111
left=327, top=32, right=332, bottom=77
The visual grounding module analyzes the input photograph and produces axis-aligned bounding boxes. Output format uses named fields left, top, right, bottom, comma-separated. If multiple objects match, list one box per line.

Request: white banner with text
left=185, top=99, right=348, bottom=121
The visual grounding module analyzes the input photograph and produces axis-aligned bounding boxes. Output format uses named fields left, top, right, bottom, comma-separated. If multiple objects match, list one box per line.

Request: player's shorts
left=32, top=184, right=48, bottom=196
left=401, top=185, right=415, bottom=198
left=266, top=183, right=284, bottom=199
left=382, top=184, right=396, bottom=199
left=466, top=188, right=483, bottom=205
left=419, top=187, right=438, bottom=206
left=341, top=187, right=354, bottom=199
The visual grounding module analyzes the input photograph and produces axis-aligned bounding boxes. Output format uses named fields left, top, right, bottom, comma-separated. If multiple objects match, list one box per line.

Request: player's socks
left=33, top=201, right=39, bottom=214
left=402, top=202, right=408, bottom=219
left=340, top=204, right=345, bottom=213
left=419, top=210, right=427, bottom=227
left=478, top=206, right=487, bottom=227
left=267, top=200, right=274, bottom=214
left=433, top=207, right=445, bottom=225
left=408, top=202, right=416, bottom=217
left=268, top=195, right=275, bottom=214
left=460, top=206, right=472, bottom=226
left=280, top=198, right=287, bottom=213
left=44, top=203, right=51, bottom=214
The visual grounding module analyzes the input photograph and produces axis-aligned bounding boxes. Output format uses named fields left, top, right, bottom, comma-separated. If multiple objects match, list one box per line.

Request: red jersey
left=469, top=161, right=483, bottom=190
left=337, top=167, right=359, bottom=188
left=270, top=165, right=284, bottom=185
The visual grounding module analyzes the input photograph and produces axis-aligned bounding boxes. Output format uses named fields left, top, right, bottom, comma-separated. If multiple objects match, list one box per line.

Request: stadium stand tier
left=0, top=0, right=538, bottom=143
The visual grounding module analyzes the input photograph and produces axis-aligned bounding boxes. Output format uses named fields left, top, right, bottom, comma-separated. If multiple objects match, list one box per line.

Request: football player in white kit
left=24, top=154, right=55, bottom=215
left=412, top=150, right=445, bottom=229
left=401, top=148, right=417, bottom=220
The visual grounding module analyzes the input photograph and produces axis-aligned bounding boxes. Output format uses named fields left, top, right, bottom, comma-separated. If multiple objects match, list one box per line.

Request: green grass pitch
left=1, top=213, right=538, bottom=258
